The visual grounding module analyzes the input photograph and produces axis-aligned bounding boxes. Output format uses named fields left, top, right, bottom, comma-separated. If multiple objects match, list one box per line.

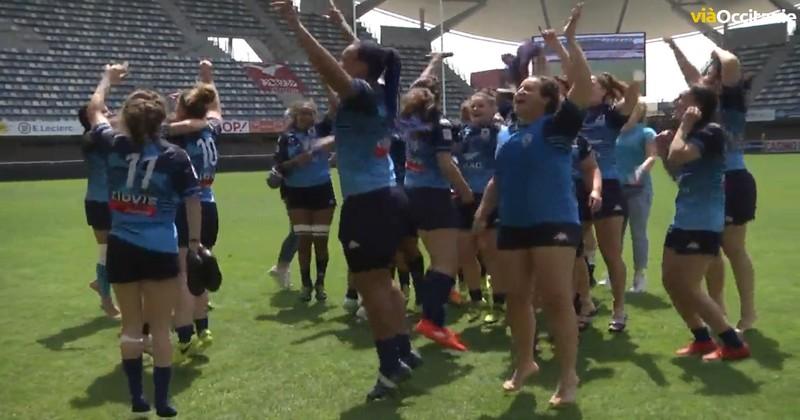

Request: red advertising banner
left=249, top=118, right=287, bottom=134
left=470, top=69, right=505, bottom=90
left=244, top=64, right=305, bottom=94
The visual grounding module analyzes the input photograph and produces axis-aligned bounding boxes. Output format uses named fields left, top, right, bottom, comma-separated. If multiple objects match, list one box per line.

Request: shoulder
left=207, top=117, right=223, bottom=135
left=689, top=123, right=726, bottom=156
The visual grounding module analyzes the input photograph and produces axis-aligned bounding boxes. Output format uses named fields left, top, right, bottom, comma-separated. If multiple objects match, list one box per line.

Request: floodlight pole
left=440, top=0, right=447, bottom=117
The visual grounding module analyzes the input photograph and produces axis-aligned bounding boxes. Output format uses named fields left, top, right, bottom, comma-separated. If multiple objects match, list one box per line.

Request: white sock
left=585, top=249, right=596, bottom=265
left=98, top=244, right=107, bottom=266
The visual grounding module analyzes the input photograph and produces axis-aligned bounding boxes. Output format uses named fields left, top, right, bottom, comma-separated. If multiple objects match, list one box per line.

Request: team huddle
left=77, top=1, right=758, bottom=416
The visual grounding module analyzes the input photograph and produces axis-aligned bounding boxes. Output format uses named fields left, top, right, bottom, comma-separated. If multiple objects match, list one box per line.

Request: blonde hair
left=286, top=100, right=317, bottom=127
left=121, top=89, right=167, bottom=146
left=179, top=83, right=217, bottom=118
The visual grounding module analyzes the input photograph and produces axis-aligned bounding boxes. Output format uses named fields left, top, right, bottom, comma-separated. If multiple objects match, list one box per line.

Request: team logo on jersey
left=463, top=152, right=480, bottom=161
left=522, top=134, right=533, bottom=147
left=442, top=128, right=453, bottom=141
left=481, top=128, right=491, bottom=140
left=110, top=190, right=158, bottom=217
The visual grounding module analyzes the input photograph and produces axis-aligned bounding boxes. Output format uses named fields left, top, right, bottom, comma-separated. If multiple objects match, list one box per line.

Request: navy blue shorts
left=664, top=226, right=721, bottom=256
left=339, top=187, right=413, bottom=273
left=593, top=179, right=626, bottom=220
left=574, top=179, right=592, bottom=222
left=457, top=193, right=498, bottom=230
left=284, top=181, right=337, bottom=210
left=725, top=169, right=757, bottom=226
left=497, top=223, right=582, bottom=250
left=85, top=200, right=111, bottom=231
left=106, top=235, right=179, bottom=284
left=176, top=201, right=220, bottom=249
left=407, top=187, right=460, bottom=231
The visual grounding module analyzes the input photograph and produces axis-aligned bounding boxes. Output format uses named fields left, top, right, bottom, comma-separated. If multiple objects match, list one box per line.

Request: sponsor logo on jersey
left=109, top=190, right=158, bottom=216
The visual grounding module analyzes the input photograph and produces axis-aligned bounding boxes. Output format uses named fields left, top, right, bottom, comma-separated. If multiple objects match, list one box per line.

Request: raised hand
left=540, top=28, right=560, bottom=50
left=104, top=62, right=128, bottom=85
left=563, top=2, right=583, bottom=40
left=681, top=106, right=701, bottom=127
left=663, top=36, right=676, bottom=49
left=271, top=1, right=300, bottom=28
left=325, top=0, right=343, bottom=24
left=199, top=59, right=213, bottom=82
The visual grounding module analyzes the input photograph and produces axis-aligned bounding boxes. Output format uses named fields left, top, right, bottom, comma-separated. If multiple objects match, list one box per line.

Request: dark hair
left=596, top=72, right=627, bottom=103
left=688, top=84, right=718, bottom=128
left=538, top=76, right=561, bottom=114
left=356, top=42, right=402, bottom=121
left=121, top=89, right=167, bottom=146
left=77, top=105, right=91, bottom=134
left=179, top=83, right=216, bottom=119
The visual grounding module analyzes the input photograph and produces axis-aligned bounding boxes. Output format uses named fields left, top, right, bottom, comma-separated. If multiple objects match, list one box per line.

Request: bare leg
left=501, top=249, right=538, bottom=391
left=722, top=224, right=757, bottom=330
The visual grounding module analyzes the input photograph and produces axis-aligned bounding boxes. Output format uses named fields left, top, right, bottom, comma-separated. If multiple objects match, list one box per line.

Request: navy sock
left=142, top=323, right=150, bottom=336
left=375, top=338, right=400, bottom=377
left=691, top=327, right=712, bottom=342
left=492, top=293, right=506, bottom=306
left=469, top=289, right=483, bottom=303
left=300, top=268, right=312, bottom=289
left=719, top=328, right=744, bottom=348
left=395, top=334, right=411, bottom=358
left=479, top=259, right=487, bottom=278
left=422, top=271, right=455, bottom=327
left=345, top=287, right=358, bottom=300
left=408, top=256, right=425, bottom=304
left=398, top=270, right=410, bottom=287
left=315, top=257, right=328, bottom=287
left=175, top=325, right=194, bottom=344
left=122, top=357, right=149, bottom=412
left=153, top=367, right=177, bottom=417
left=194, top=318, right=209, bottom=333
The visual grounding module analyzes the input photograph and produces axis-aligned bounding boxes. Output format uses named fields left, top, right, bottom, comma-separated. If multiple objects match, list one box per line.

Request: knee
left=723, top=245, right=750, bottom=263
left=120, top=332, right=145, bottom=354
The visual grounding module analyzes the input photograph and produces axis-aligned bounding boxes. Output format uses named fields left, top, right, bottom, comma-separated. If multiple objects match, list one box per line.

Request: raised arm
left=198, top=59, right=222, bottom=119
left=621, top=101, right=644, bottom=132
left=667, top=107, right=702, bottom=166
left=616, top=80, right=641, bottom=117
left=88, top=62, right=127, bottom=127
left=533, top=43, right=549, bottom=76
left=713, top=47, right=742, bottom=87
left=272, top=1, right=354, bottom=98
left=325, top=84, right=339, bottom=119
left=325, top=0, right=358, bottom=43
left=664, top=36, right=701, bottom=86
left=418, top=52, right=452, bottom=83
left=562, top=4, right=591, bottom=108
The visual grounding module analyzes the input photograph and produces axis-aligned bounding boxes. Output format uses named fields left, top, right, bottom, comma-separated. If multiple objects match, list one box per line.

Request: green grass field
left=1, top=155, right=798, bottom=419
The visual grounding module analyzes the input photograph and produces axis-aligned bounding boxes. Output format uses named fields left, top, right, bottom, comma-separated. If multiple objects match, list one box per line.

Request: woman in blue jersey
left=657, top=84, right=750, bottom=361
left=168, top=61, right=223, bottom=364
left=616, top=102, right=657, bottom=293
left=580, top=68, right=640, bottom=333
left=274, top=99, right=336, bottom=303
left=475, top=8, right=592, bottom=405
left=666, top=38, right=758, bottom=331
left=456, top=91, right=504, bottom=324
left=78, top=105, right=120, bottom=319
left=87, top=63, right=201, bottom=417
left=397, top=79, right=471, bottom=352
left=272, top=1, right=421, bottom=401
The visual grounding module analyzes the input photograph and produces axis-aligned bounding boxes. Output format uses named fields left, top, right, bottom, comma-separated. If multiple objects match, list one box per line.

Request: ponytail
left=382, top=47, right=402, bottom=123
left=356, top=41, right=402, bottom=123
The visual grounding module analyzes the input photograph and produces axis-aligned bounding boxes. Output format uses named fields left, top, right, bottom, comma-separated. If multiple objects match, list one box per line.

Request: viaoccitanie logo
left=691, top=7, right=797, bottom=24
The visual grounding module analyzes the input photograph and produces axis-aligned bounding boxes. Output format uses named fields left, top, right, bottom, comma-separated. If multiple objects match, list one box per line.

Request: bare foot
left=502, top=362, right=539, bottom=392
left=101, top=297, right=121, bottom=320
left=737, top=314, right=757, bottom=332
left=549, top=374, right=579, bottom=408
